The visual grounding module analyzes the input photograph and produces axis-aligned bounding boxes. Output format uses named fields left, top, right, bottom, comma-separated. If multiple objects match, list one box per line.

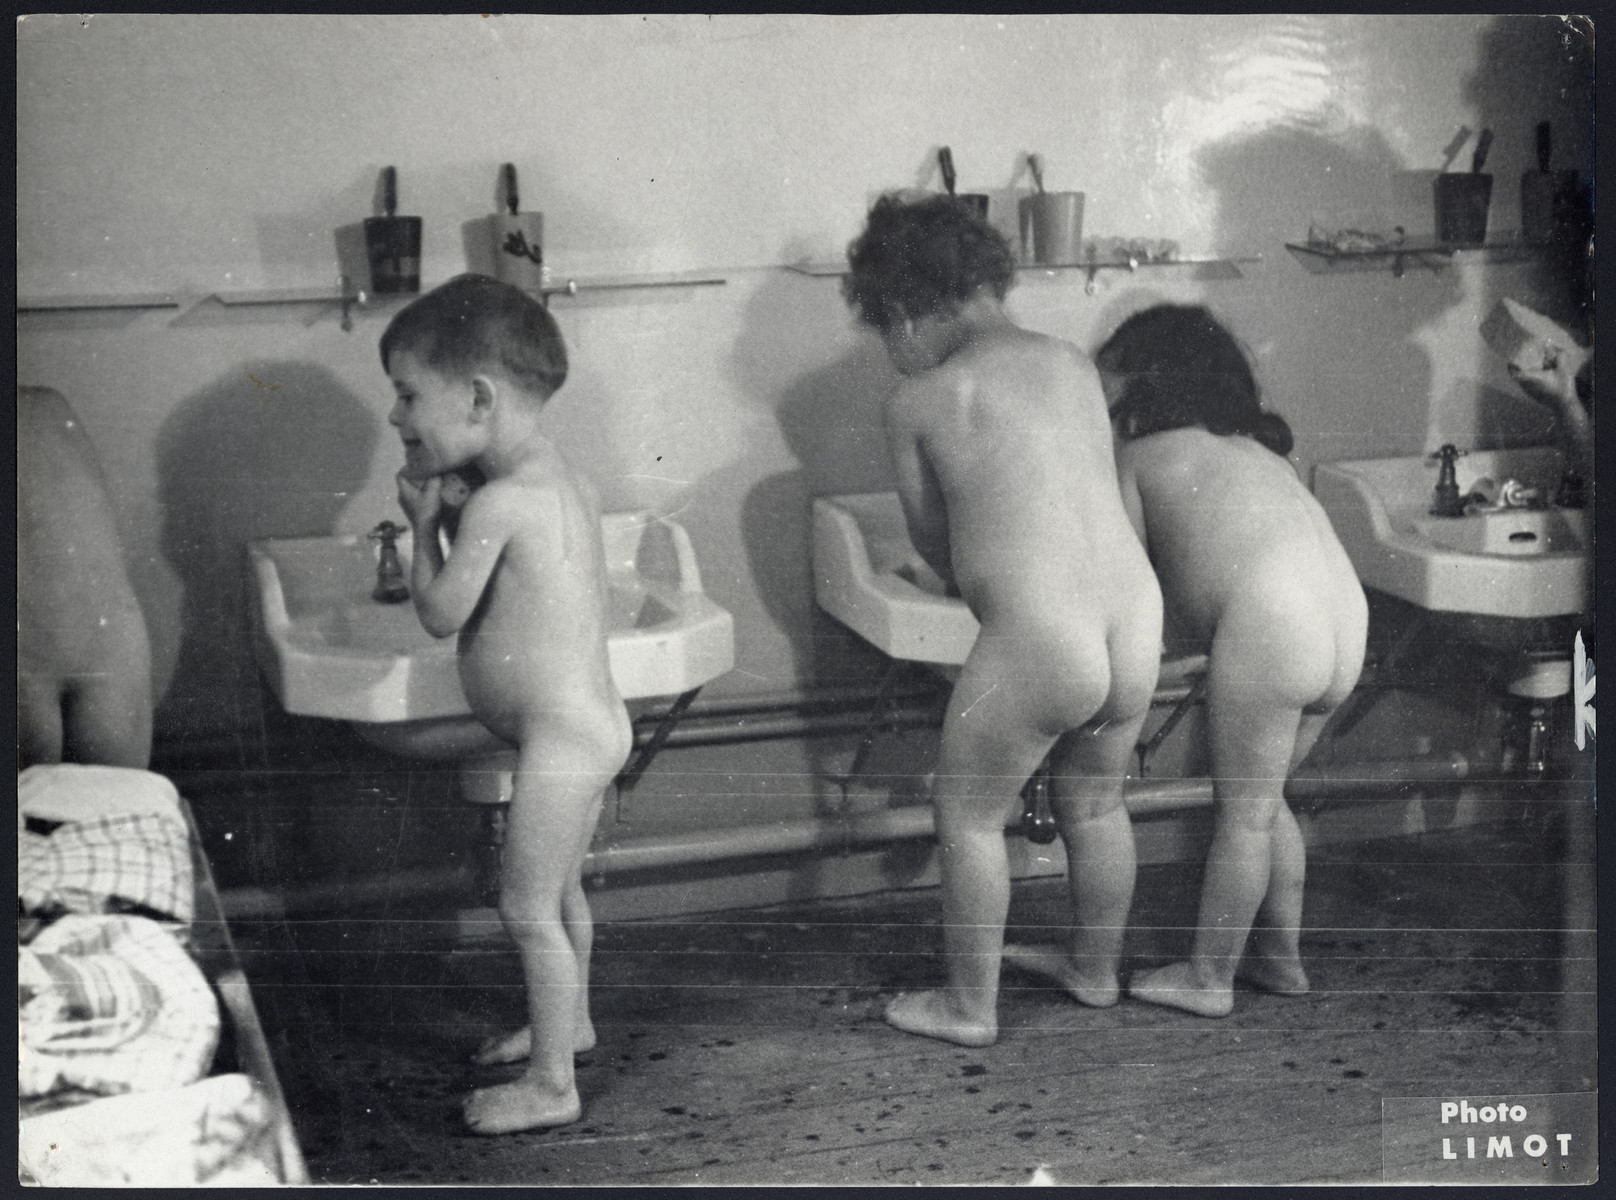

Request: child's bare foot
left=471, top=1021, right=596, bottom=1066
left=1236, top=954, right=1310, bottom=996
left=1001, top=943, right=1119, bottom=1008
left=884, top=990, right=997, bottom=1047
left=463, top=1077, right=581, bottom=1135
left=1128, top=961, right=1234, bottom=1018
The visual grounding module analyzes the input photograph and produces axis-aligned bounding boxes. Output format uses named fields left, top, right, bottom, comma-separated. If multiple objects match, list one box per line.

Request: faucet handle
left=369, top=519, right=406, bottom=543
left=1426, top=443, right=1467, bottom=465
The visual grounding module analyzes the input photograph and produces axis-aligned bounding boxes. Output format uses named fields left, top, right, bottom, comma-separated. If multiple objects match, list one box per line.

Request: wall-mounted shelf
left=19, top=271, right=729, bottom=332
left=787, top=254, right=1260, bottom=293
left=16, top=292, right=185, bottom=311
left=1285, top=236, right=1539, bottom=279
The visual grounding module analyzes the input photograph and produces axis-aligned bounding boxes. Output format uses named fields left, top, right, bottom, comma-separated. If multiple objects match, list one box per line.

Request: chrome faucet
left=369, top=520, right=411, bottom=603
left=1427, top=444, right=1467, bottom=517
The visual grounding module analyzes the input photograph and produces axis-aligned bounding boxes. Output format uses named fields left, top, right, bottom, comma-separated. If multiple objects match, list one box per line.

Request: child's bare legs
left=472, top=797, right=602, bottom=1066
left=563, top=866, right=598, bottom=1052
left=1130, top=657, right=1307, bottom=1017
left=1002, top=712, right=1147, bottom=1007
left=464, top=728, right=613, bottom=1135
left=1237, top=709, right=1331, bottom=996
left=885, top=656, right=1057, bottom=1048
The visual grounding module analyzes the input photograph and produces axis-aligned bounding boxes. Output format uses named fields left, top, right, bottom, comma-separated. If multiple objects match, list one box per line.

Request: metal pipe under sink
left=217, top=751, right=1469, bottom=920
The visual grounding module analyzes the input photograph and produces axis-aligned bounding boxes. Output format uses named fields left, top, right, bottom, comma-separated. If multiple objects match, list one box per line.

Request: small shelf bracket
left=1083, top=253, right=1142, bottom=295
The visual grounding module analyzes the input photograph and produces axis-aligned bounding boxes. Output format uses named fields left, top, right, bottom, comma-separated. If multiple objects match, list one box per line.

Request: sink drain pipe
left=218, top=751, right=1468, bottom=919
left=581, top=751, right=1470, bottom=875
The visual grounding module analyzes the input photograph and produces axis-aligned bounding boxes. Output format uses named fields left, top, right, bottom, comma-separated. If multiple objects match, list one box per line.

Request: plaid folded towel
left=20, top=811, right=195, bottom=924
left=19, top=914, right=220, bottom=1098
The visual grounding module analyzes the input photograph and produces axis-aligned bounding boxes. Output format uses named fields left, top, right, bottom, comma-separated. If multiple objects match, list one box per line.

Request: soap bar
left=1479, top=297, right=1588, bottom=375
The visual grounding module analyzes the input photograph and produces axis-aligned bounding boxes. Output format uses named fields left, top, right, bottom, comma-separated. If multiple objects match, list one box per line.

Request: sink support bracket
left=617, top=686, right=704, bottom=793
left=827, top=660, right=924, bottom=793
left=1137, top=670, right=1208, bottom=776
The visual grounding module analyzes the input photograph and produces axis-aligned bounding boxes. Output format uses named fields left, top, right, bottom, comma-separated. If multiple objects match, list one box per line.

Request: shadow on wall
left=155, top=363, right=378, bottom=752
left=1462, top=15, right=1594, bottom=450
left=1465, top=12, right=1594, bottom=326
left=1197, top=123, right=1465, bottom=462
left=728, top=271, right=899, bottom=689
left=720, top=269, right=940, bottom=902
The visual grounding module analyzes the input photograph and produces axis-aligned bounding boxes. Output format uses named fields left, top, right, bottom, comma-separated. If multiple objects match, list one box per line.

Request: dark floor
left=231, top=803, right=1595, bottom=1187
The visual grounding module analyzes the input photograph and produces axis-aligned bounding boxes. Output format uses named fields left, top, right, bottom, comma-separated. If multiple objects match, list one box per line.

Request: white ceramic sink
left=812, top=492, right=1208, bottom=696
left=813, top=492, right=980, bottom=666
left=249, top=511, right=735, bottom=724
left=1313, top=448, right=1589, bottom=618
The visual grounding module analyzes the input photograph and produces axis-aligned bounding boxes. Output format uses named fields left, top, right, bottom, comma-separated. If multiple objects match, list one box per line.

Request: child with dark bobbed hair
left=1094, top=303, right=1295, bottom=456
left=1006, top=303, right=1367, bottom=1018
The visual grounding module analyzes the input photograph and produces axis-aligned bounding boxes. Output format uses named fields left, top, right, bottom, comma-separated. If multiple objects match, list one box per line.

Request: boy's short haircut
left=380, top=273, right=567, bottom=399
left=1096, top=304, right=1294, bottom=457
left=843, top=193, right=1016, bottom=332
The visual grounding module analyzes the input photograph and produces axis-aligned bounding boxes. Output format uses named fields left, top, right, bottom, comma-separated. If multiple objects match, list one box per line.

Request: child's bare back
left=889, top=327, right=1160, bottom=728
left=1094, top=304, right=1367, bottom=1018
left=1120, top=428, right=1364, bottom=680
left=845, top=194, right=1161, bottom=1046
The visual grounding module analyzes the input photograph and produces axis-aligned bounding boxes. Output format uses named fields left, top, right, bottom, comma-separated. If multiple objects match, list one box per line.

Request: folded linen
left=19, top=1072, right=286, bottom=1186
left=19, top=763, right=184, bottom=824
left=19, top=914, right=220, bottom=1098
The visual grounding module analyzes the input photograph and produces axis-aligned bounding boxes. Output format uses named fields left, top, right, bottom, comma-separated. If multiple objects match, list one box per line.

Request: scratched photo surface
left=17, top=13, right=1595, bottom=1187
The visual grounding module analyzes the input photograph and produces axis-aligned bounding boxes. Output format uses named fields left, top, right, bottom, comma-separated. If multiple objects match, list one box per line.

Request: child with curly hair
left=843, top=194, right=1163, bottom=1046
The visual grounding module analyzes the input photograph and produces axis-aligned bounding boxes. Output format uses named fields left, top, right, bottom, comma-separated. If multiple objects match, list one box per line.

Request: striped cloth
left=19, top=914, right=220, bottom=1098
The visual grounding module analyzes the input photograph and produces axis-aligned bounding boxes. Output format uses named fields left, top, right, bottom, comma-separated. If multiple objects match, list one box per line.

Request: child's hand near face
left=440, top=470, right=476, bottom=510
left=438, top=469, right=480, bottom=544
left=397, top=470, right=443, bottom=529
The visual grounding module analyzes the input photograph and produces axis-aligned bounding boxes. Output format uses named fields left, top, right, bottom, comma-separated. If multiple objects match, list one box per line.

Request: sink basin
left=813, top=492, right=979, bottom=666
left=812, top=492, right=1208, bottom=691
left=249, top=511, right=735, bottom=724
left=1413, top=507, right=1586, bottom=557
left=1313, top=448, right=1588, bottom=618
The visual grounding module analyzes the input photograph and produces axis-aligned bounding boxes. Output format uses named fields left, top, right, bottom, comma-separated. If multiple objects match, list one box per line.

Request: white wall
left=17, top=14, right=1590, bottom=827
left=19, top=14, right=1591, bottom=292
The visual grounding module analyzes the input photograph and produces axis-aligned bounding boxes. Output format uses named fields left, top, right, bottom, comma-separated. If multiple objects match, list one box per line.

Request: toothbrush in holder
left=493, top=162, right=545, bottom=289
left=502, top=162, right=519, bottom=216
left=1027, top=152, right=1046, bottom=195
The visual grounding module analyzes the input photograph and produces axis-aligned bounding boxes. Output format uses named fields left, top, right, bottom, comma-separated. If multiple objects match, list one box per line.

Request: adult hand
left=1506, top=339, right=1585, bottom=417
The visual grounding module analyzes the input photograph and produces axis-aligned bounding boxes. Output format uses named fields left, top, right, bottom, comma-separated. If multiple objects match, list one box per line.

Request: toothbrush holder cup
left=1019, top=191, right=1085, bottom=265
left=363, top=215, right=423, bottom=294
left=1520, top=170, right=1580, bottom=244
left=1433, top=173, right=1492, bottom=246
left=489, top=212, right=546, bottom=294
